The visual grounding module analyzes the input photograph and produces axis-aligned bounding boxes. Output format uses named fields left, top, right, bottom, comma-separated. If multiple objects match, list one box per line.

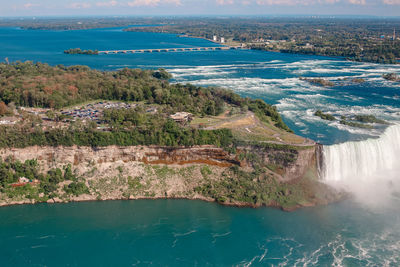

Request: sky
left=1, top=0, right=400, bottom=17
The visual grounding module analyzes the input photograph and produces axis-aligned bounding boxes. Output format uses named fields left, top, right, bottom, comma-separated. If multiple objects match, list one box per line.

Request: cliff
left=0, top=62, right=343, bottom=210
left=0, top=143, right=343, bottom=210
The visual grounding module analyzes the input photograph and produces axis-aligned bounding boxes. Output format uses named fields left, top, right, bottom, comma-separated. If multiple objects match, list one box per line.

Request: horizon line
left=1, top=14, right=400, bottom=19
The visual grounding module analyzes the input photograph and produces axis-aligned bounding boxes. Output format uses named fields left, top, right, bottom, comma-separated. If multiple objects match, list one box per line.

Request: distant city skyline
left=1, top=0, right=400, bottom=17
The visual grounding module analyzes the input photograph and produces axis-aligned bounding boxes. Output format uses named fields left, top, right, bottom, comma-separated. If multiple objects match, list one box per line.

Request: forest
left=0, top=158, right=89, bottom=199
left=125, top=18, right=400, bottom=64
left=0, top=17, right=398, bottom=64
left=0, top=61, right=290, bottom=148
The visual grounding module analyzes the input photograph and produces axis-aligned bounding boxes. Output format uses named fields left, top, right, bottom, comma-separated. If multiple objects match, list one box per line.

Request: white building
left=213, top=35, right=217, bottom=41
left=220, top=37, right=225, bottom=43
left=169, top=112, right=193, bottom=124
left=19, top=177, right=30, bottom=183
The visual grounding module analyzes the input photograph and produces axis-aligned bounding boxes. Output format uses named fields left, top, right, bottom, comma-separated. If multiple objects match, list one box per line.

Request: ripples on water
left=0, top=200, right=399, bottom=266
left=167, top=59, right=400, bottom=145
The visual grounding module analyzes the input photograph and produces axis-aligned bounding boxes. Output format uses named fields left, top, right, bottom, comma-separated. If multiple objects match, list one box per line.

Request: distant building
left=213, top=35, right=218, bottom=41
left=220, top=37, right=225, bottom=43
left=11, top=177, right=40, bottom=188
left=19, top=177, right=30, bottom=183
left=170, top=112, right=193, bottom=124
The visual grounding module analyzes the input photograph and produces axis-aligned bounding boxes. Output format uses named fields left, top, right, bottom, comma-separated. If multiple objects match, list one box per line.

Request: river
left=0, top=26, right=399, bottom=266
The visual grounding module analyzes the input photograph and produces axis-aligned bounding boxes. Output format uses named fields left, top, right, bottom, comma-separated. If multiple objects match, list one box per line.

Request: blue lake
left=1, top=199, right=400, bottom=266
left=0, top=27, right=399, bottom=266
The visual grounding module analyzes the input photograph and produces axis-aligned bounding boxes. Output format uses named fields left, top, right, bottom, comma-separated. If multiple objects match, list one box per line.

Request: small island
left=64, top=48, right=99, bottom=55
left=351, top=78, right=366, bottom=84
left=354, top=115, right=388, bottom=124
left=314, top=110, right=336, bottom=121
left=339, top=118, right=373, bottom=129
left=314, top=110, right=388, bottom=129
left=383, top=73, right=400, bottom=82
left=300, top=77, right=335, bottom=87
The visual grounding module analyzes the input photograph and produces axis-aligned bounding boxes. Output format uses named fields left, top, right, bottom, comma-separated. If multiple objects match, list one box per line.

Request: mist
left=321, top=124, right=400, bottom=207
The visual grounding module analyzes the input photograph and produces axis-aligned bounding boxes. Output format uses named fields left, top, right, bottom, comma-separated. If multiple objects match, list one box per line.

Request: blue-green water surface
left=1, top=200, right=399, bottom=266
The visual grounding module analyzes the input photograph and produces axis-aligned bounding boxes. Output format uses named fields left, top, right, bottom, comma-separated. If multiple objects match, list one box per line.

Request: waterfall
left=322, top=124, right=400, bottom=184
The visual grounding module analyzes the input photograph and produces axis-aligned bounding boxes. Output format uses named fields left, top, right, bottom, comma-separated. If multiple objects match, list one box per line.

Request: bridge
left=98, top=46, right=246, bottom=54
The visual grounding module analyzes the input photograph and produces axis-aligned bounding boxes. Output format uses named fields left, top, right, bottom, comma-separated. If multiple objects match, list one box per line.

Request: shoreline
left=0, top=143, right=344, bottom=212
left=10, top=26, right=396, bottom=65
left=170, top=32, right=397, bottom=65
left=0, top=192, right=347, bottom=211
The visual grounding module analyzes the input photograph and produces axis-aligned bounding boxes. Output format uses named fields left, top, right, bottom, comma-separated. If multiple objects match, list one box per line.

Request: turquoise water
left=0, top=27, right=400, bottom=266
left=1, top=200, right=400, bottom=266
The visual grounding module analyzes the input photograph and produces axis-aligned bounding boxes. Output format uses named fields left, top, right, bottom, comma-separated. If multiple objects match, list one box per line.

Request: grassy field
left=191, top=108, right=308, bottom=146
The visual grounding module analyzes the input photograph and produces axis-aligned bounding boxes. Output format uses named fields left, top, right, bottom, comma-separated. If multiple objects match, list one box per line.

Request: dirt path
left=204, top=111, right=315, bottom=147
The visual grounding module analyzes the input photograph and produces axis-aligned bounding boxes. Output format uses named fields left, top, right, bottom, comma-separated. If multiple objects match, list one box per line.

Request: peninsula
left=0, top=62, right=343, bottom=210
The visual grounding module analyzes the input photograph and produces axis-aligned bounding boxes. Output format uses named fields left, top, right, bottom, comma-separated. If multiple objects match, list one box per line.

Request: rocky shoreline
left=0, top=144, right=344, bottom=211
left=0, top=191, right=346, bottom=211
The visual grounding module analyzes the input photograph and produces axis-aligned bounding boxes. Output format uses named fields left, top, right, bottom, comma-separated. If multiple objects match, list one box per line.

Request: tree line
left=0, top=61, right=291, bottom=148
left=0, top=61, right=289, bottom=126
left=126, top=17, right=400, bottom=64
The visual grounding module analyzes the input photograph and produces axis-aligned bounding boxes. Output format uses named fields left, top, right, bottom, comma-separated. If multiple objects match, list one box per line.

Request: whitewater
left=167, top=59, right=400, bottom=145
left=321, top=124, right=400, bottom=204
left=322, top=124, right=400, bottom=183
left=165, top=57, right=400, bottom=204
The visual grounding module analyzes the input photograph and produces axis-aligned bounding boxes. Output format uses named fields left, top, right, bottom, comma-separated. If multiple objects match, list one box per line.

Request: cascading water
left=321, top=124, right=400, bottom=203
left=322, top=124, right=400, bottom=183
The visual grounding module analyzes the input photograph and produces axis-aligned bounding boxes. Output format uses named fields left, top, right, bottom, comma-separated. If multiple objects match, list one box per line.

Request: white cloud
left=383, top=0, right=400, bottom=4
left=216, top=0, right=234, bottom=5
left=127, top=0, right=182, bottom=7
left=256, top=0, right=313, bottom=5
left=96, top=0, right=118, bottom=7
left=255, top=0, right=367, bottom=5
left=69, top=2, right=92, bottom=9
left=23, top=3, right=39, bottom=9
left=348, top=0, right=366, bottom=4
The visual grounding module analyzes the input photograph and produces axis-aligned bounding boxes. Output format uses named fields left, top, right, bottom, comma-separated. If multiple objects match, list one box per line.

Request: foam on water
left=236, top=227, right=400, bottom=267
left=168, top=59, right=400, bottom=144
left=293, top=231, right=400, bottom=267
left=322, top=124, right=400, bottom=204
left=322, top=124, right=400, bottom=183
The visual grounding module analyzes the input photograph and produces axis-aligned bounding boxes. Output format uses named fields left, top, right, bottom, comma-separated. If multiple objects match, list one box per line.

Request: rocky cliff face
left=0, top=145, right=239, bottom=170
left=240, top=145, right=318, bottom=182
left=0, top=144, right=342, bottom=210
left=0, top=144, right=316, bottom=181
